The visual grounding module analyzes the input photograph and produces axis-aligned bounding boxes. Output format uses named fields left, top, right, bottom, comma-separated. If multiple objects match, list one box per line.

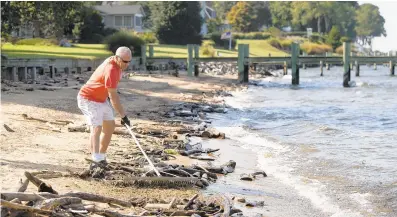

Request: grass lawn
left=1, top=39, right=288, bottom=59
left=1, top=43, right=112, bottom=59
left=151, top=39, right=288, bottom=58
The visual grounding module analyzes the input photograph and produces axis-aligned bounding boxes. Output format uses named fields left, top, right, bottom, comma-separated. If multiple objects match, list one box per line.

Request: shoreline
left=0, top=70, right=249, bottom=215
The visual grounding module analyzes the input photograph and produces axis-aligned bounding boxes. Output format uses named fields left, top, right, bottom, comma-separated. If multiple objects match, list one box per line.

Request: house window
left=135, top=16, right=142, bottom=27
left=124, top=16, right=132, bottom=27
left=115, top=16, right=122, bottom=26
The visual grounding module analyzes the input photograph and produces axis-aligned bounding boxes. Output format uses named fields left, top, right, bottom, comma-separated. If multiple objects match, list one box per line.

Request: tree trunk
left=317, top=17, right=322, bottom=33
left=324, top=16, right=330, bottom=32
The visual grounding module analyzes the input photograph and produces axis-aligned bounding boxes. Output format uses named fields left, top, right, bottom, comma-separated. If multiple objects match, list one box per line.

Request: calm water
left=210, top=65, right=397, bottom=216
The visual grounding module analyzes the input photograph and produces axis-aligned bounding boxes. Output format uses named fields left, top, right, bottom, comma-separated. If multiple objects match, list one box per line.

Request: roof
left=94, top=5, right=144, bottom=16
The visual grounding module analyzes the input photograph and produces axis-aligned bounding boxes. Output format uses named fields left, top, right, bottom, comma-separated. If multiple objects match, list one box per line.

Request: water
left=209, top=65, right=397, bottom=216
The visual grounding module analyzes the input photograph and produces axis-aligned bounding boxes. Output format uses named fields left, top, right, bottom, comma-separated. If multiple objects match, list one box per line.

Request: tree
left=250, top=1, right=272, bottom=30
left=226, top=1, right=256, bottom=32
left=150, top=1, right=202, bottom=45
left=6, top=1, right=82, bottom=38
left=355, top=3, right=386, bottom=46
left=73, top=8, right=105, bottom=43
left=269, top=2, right=292, bottom=28
left=326, top=26, right=342, bottom=50
left=212, top=1, right=237, bottom=22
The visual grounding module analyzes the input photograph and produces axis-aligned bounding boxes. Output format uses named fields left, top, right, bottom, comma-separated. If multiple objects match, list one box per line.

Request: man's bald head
left=115, top=46, right=132, bottom=60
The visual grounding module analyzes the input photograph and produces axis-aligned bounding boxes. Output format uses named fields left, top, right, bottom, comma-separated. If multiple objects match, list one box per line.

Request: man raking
left=77, top=46, right=132, bottom=169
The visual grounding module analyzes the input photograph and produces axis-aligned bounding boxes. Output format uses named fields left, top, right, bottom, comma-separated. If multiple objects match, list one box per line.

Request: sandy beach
left=0, top=69, right=249, bottom=215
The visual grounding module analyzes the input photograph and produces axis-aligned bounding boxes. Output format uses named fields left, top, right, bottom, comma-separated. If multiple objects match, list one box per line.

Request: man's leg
left=100, top=99, right=116, bottom=161
left=100, top=120, right=115, bottom=154
left=90, top=125, right=102, bottom=154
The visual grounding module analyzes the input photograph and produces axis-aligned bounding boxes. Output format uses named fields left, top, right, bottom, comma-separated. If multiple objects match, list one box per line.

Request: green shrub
left=209, top=32, right=236, bottom=49
left=309, top=35, right=326, bottom=43
left=138, top=32, right=157, bottom=44
left=268, top=38, right=281, bottom=49
left=200, top=43, right=216, bottom=57
left=202, top=40, right=215, bottom=46
left=340, top=36, right=352, bottom=43
left=104, top=31, right=145, bottom=56
left=233, top=32, right=271, bottom=40
left=268, top=38, right=293, bottom=50
left=15, top=38, right=58, bottom=46
left=301, top=42, right=332, bottom=55
left=267, top=27, right=283, bottom=37
left=326, top=26, right=342, bottom=50
left=91, top=34, right=104, bottom=44
left=103, top=28, right=119, bottom=37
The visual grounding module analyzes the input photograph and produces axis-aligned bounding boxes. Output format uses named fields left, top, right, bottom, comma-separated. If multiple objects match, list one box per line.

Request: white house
left=94, top=4, right=145, bottom=32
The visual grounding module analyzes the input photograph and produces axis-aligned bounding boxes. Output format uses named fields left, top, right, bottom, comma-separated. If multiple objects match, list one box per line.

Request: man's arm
left=107, top=88, right=125, bottom=118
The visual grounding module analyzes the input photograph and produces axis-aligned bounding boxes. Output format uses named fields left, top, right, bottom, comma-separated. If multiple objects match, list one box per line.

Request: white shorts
left=77, top=95, right=115, bottom=126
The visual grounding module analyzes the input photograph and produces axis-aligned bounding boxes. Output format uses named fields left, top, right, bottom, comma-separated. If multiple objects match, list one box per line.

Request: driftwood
left=0, top=199, right=53, bottom=215
left=205, top=160, right=236, bottom=174
left=62, top=192, right=131, bottom=208
left=21, top=114, right=70, bottom=126
left=68, top=125, right=129, bottom=135
left=189, top=155, right=216, bottom=161
left=179, top=168, right=217, bottom=180
left=3, top=124, right=14, bottom=132
left=1, top=192, right=58, bottom=201
left=179, top=148, right=220, bottom=156
left=16, top=178, right=29, bottom=192
left=144, top=197, right=176, bottom=210
left=201, top=128, right=225, bottom=139
left=184, top=194, right=198, bottom=210
left=35, top=197, right=82, bottom=210
left=24, top=171, right=58, bottom=194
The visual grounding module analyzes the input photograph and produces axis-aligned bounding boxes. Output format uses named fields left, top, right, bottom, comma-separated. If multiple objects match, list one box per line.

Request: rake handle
left=124, top=124, right=161, bottom=177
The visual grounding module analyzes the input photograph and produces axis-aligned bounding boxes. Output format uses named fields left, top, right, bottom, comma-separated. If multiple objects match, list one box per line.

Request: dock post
left=243, top=44, right=249, bottom=82
left=373, top=63, right=377, bottom=70
left=141, top=45, right=146, bottom=72
left=194, top=45, right=199, bottom=77
left=355, top=61, right=360, bottom=77
left=64, top=67, right=69, bottom=76
left=302, top=52, right=306, bottom=69
left=343, top=42, right=351, bottom=87
left=32, top=67, right=37, bottom=82
left=291, top=43, right=300, bottom=85
left=12, top=67, right=18, bottom=82
left=283, top=61, right=287, bottom=75
left=22, top=67, right=28, bottom=81
left=390, top=61, right=395, bottom=76
left=77, top=67, right=82, bottom=74
left=187, top=44, right=193, bottom=76
left=238, top=44, right=244, bottom=82
left=148, top=45, right=154, bottom=58
left=320, top=61, right=323, bottom=76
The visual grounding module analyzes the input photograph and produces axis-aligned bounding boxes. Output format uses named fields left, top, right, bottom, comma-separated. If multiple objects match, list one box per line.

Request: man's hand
left=121, top=116, right=131, bottom=127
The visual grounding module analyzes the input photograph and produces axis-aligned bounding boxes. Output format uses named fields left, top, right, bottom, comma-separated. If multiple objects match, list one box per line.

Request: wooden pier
left=2, top=42, right=396, bottom=87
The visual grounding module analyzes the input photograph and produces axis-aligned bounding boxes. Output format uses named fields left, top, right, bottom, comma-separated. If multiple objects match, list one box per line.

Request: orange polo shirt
left=79, top=56, right=121, bottom=103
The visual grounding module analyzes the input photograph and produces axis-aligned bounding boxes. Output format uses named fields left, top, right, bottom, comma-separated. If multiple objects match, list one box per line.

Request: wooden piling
left=141, top=45, right=146, bottom=72
left=302, top=52, right=306, bottom=69
left=64, top=67, right=69, bottom=75
left=283, top=61, right=287, bottom=75
left=148, top=45, right=154, bottom=58
left=373, top=63, right=377, bottom=70
left=343, top=42, right=351, bottom=87
left=291, top=42, right=300, bottom=85
left=326, top=63, right=330, bottom=70
left=22, top=67, right=28, bottom=81
left=238, top=44, right=244, bottom=82
left=12, top=67, right=18, bottom=82
left=77, top=67, right=82, bottom=74
left=355, top=61, right=360, bottom=77
left=320, top=61, right=323, bottom=76
left=390, top=61, right=395, bottom=76
left=243, top=44, right=249, bottom=82
left=194, top=45, right=199, bottom=77
left=194, top=45, right=199, bottom=59
left=32, top=67, right=37, bottom=81
left=187, top=44, right=193, bottom=76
